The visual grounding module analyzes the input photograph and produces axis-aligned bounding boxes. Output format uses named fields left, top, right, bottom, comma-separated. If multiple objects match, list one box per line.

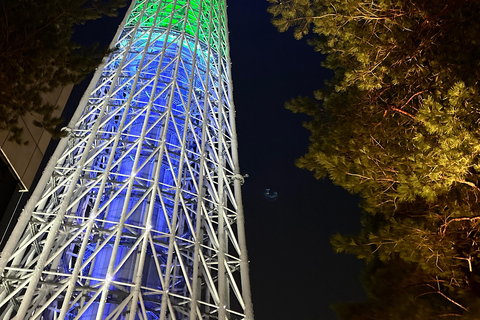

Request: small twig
left=400, top=91, right=425, bottom=109
left=436, top=291, right=469, bottom=311
left=457, top=180, right=480, bottom=192
left=418, top=285, right=469, bottom=311
left=388, top=105, right=416, bottom=119
left=285, top=13, right=338, bottom=23
left=454, top=256, right=473, bottom=272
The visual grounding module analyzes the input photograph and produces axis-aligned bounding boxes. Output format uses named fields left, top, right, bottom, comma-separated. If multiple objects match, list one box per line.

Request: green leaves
left=270, top=0, right=480, bottom=207
left=269, top=0, right=480, bottom=317
left=267, top=0, right=319, bottom=39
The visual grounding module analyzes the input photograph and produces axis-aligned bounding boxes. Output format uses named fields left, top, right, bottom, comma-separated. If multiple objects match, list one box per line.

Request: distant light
left=264, top=188, right=279, bottom=201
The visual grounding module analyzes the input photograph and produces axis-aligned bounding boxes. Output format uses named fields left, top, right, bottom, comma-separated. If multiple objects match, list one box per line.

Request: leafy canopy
left=268, top=0, right=480, bottom=318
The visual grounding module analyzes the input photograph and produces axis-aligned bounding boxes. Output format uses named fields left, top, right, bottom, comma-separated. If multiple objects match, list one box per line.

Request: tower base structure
left=0, top=1, right=254, bottom=319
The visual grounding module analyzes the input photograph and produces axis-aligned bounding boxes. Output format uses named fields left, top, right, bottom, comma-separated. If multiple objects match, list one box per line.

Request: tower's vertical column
left=0, top=1, right=254, bottom=319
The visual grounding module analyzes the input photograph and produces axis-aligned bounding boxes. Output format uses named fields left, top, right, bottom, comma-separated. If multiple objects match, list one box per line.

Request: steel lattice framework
left=0, top=1, right=254, bottom=319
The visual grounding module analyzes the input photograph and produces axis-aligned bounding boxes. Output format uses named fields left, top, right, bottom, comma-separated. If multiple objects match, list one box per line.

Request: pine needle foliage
left=268, top=0, right=480, bottom=318
left=0, top=0, right=126, bottom=143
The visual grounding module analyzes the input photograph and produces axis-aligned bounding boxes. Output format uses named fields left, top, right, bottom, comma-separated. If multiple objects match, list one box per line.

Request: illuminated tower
left=0, top=1, right=254, bottom=319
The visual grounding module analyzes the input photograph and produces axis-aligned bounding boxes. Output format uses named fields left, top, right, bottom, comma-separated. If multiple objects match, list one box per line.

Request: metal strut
left=0, top=1, right=254, bottom=319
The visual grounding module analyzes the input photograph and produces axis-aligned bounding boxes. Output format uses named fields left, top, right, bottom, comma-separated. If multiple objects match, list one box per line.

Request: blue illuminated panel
left=57, top=29, right=210, bottom=319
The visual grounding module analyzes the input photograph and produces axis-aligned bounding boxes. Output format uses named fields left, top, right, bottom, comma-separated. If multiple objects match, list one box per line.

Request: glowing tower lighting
left=0, top=1, right=254, bottom=319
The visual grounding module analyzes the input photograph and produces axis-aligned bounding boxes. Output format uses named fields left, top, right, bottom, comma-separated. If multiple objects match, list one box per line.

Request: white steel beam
left=0, top=1, right=253, bottom=319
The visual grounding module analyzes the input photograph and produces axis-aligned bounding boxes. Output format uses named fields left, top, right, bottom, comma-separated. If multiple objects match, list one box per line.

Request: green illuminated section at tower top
left=127, top=0, right=221, bottom=46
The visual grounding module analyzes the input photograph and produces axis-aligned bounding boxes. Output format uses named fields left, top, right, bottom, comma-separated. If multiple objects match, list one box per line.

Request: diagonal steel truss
left=0, top=1, right=254, bottom=319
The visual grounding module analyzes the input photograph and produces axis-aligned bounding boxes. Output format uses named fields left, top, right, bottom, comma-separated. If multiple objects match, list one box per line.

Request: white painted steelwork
left=0, top=1, right=253, bottom=319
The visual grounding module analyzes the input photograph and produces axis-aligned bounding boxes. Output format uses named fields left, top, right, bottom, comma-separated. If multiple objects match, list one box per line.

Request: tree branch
left=456, top=179, right=480, bottom=192
left=440, top=215, right=480, bottom=235
left=400, top=91, right=425, bottom=109
left=388, top=105, right=416, bottom=120
left=436, top=290, right=469, bottom=311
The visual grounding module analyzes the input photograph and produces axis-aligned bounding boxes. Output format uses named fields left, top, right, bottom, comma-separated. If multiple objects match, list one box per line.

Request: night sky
left=227, top=2, right=366, bottom=320
left=65, top=1, right=367, bottom=319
